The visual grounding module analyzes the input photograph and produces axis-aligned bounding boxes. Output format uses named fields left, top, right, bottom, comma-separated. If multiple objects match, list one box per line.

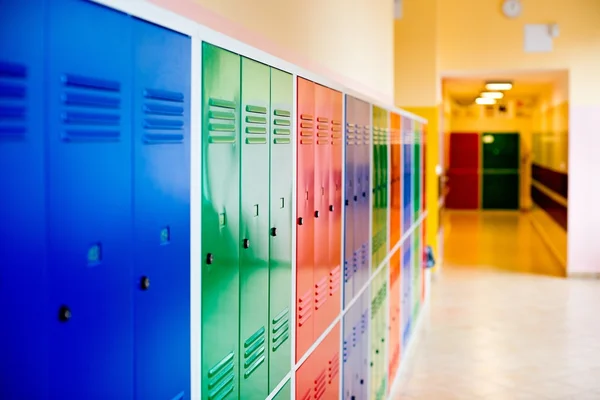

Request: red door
left=296, top=77, right=316, bottom=361
left=390, top=113, right=402, bottom=247
left=324, top=322, right=341, bottom=400
left=446, top=133, right=480, bottom=209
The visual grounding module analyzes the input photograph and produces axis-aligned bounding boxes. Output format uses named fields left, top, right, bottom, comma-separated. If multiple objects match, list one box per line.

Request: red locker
left=314, top=84, right=331, bottom=339
left=390, top=112, right=402, bottom=247
left=388, top=249, right=401, bottom=383
left=296, top=77, right=316, bottom=361
left=328, top=89, right=343, bottom=327
left=446, top=133, right=479, bottom=209
left=295, top=322, right=341, bottom=400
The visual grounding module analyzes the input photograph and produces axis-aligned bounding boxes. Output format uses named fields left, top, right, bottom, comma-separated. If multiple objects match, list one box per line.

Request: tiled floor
left=392, top=211, right=600, bottom=399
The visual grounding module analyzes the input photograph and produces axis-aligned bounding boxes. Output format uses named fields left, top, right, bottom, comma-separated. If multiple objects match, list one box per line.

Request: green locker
left=372, top=107, right=389, bottom=271
left=268, top=68, right=293, bottom=391
left=201, top=43, right=241, bottom=400
left=413, top=123, right=421, bottom=220
left=271, top=379, right=291, bottom=400
left=239, top=57, right=271, bottom=398
left=370, top=267, right=387, bottom=400
left=482, top=133, right=520, bottom=210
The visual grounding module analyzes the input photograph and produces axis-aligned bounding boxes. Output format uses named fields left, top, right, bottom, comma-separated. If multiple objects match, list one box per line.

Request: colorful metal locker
left=272, top=378, right=291, bottom=400
left=268, top=67, right=293, bottom=391
left=370, top=267, right=388, bottom=400
left=239, top=57, right=271, bottom=399
left=412, top=229, right=421, bottom=318
left=201, top=43, right=241, bottom=400
left=343, top=300, right=357, bottom=400
left=402, top=117, right=413, bottom=234
left=390, top=112, right=402, bottom=247
left=46, top=1, right=134, bottom=398
left=413, top=122, right=421, bottom=221
left=0, top=1, right=48, bottom=398
left=131, top=18, right=191, bottom=400
left=359, top=291, right=370, bottom=400
left=356, top=101, right=371, bottom=290
left=327, top=89, right=343, bottom=327
left=296, top=77, right=316, bottom=361
left=401, top=236, right=412, bottom=347
left=343, top=96, right=357, bottom=306
left=313, top=83, right=332, bottom=338
left=323, top=322, right=342, bottom=400
left=388, top=249, right=401, bottom=383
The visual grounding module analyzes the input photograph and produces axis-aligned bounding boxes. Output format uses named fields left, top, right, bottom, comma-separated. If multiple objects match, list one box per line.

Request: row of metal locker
left=0, top=0, right=428, bottom=399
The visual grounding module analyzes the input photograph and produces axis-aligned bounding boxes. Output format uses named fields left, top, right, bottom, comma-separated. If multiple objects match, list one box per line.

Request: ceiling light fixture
left=475, top=97, right=496, bottom=105
left=485, top=82, right=513, bottom=91
left=481, top=91, right=504, bottom=99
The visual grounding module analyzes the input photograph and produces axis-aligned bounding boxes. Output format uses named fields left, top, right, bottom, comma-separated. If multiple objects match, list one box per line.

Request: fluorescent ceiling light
left=485, top=82, right=513, bottom=90
left=475, top=97, right=496, bottom=105
left=481, top=91, right=504, bottom=99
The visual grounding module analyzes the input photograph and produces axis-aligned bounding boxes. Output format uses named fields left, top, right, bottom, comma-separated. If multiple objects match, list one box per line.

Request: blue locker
left=132, top=18, right=191, bottom=400
left=402, top=118, right=412, bottom=234
left=0, top=1, right=48, bottom=398
left=401, top=236, right=412, bottom=347
left=359, top=291, right=370, bottom=400
left=344, top=102, right=356, bottom=307
left=46, top=1, right=134, bottom=398
left=342, top=302, right=355, bottom=400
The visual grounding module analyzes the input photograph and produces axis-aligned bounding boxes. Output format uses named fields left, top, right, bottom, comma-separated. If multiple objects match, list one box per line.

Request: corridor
left=393, top=211, right=600, bottom=399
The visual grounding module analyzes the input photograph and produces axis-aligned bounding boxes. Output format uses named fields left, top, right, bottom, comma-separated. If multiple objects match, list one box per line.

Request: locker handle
left=345, top=200, right=349, bottom=206
left=329, top=205, right=334, bottom=212
left=243, top=239, right=250, bottom=249
left=206, top=253, right=214, bottom=265
left=298, top=217, right=304, bottom=225
left=271, top=227, right=277, bottom=237
left=140, top=276, right=150, bottom=291
left=354, top=195, right=358, bottom=202
left=58, top=305, right=72, bottom=322
left=315, top=211, right=320, bottom=218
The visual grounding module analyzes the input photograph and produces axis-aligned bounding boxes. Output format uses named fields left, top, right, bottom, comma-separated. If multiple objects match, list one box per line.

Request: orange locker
left=388, top=249, right=401, bottom=383
left=390, top=112, right=402, bottom=247
left=296, top=77, right=316, bottom=361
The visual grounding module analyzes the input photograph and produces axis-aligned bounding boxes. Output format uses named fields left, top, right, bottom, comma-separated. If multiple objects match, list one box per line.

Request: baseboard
left=567, top=272, right=600, bottom=280
left=529, top=215, right=567, bottom=270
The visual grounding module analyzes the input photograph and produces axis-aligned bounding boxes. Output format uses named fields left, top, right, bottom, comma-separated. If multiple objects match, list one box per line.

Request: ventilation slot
left=60, top=73, right=121, bottom=142
left=297, top=289, right=314, bottom=326
left=329, top=266, right=341, bottom=295
left=271, top=307, right=290, bottom=352
left=328, top=353, right=340, bottom=383
left=142, top=88, right=185, bottom=144
left=243, top=326, right=266, bottom=379
left=207, top=352, right=235, bottom=400
left=314, top=368, right=327, bottom=400
left=208, top=97, right=237, bottom=144
left=0, top=61, right=27, bottom=138
left=314, top=276, right=328, bottom=310
left=301, top=389, right=311, bottom=400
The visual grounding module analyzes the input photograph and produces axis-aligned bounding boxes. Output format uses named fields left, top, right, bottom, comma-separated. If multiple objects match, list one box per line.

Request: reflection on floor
left=442, top=211, right=565, bottom=277
left=391, top=211, right=600, bottom=399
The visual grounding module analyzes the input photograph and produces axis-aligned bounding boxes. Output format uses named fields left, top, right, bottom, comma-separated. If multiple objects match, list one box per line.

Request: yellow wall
left=438, top=0, right=600, bottom=107
left=186, top=0, right=395, bottom=100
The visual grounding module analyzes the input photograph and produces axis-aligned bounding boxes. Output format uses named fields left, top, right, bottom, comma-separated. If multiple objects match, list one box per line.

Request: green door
left=482, top=133, right=520, bottom=209
left=413, top=122, right=421, bottom=220
left=239, top=57, right=271, bottom=399
left=381, top=111, right=389, bottom=260
left=268, top=67, right=293, bottom=391
left=370, top=268, right=387, bottom=400
left=372, top=107, right=388, bottom=270
left=272, top=378, right=291, bottom=400
left=201, top=43, right=241, bottom=400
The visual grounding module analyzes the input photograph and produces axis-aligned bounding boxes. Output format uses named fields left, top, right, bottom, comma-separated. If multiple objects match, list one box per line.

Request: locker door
left=402, top=118, right=412, bottom=233
left=324, top=321, right=341, bottom=400
left=296, top=77, right=315, bottom=361
left=46, top=1, right=133, bottom=398
left=343, top=96, right=356, bottom=307
left=132, top=19, right=191, bottom=400
left=343, top=301, right=357, bottom=400
left=239, top=57, right=271, bottom=399
left=272, top=378, right=291, bottom=400
left=381, top=111, right=389, bottom=259
left=412, top=229, right=421, bottom=318
left=359, top=292, right=370, bottom=400
left=401, top=236, right=412, bottom=347
left=328, top=89, right=343, bottom=324
left=422, top=124, right=427, bottom=213
left=413, top=122, right=421, bottom=221
left=314, top=83, right=331, bottom=338
left=201, top=43, right=241, bottom=400
left=388, top=250, right=401, bottom=383
left=371, top=107, right=380, bottom=270
left=268, top=67, right=293, bottom=391
left=296, top=347, right=316, bottom=400
left=357, top=102, right=371, bottom=288
left=0, top=2, right=48, bottom=398
left=390, top=113, right=402, bottom=247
